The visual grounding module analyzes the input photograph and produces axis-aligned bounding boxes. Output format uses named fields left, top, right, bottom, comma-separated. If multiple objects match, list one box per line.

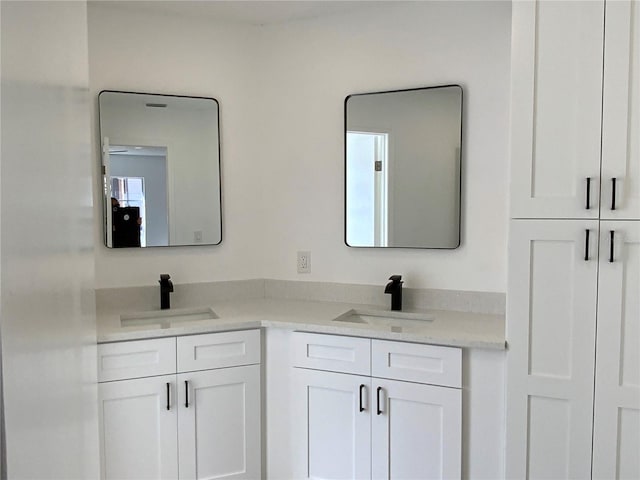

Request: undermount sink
left=332, top=309, right=434, bottom=331
left=121, top=307, right=218, bottom=328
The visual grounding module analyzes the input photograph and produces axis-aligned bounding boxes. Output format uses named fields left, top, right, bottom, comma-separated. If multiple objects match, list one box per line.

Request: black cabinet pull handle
left=585, top=177, right=591, bottom=210
left=609, top=231, right=615, bottom=263
left=184, top=380, right=189, bottom=408
left=166, top=383, right=170, bottom=411
left=611, top=178, right=617, bottom=210
left=359, top=384, right=366, bottom=412
left=584, top=230, right=590, bottom=261
left=376, top=386, right=383, bottom=415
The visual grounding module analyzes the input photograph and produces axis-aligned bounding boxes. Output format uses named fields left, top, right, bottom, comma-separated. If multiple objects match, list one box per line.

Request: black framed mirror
left=99, top=91, right=222, bottom=248
left=345, top=85, right=462, bottom=249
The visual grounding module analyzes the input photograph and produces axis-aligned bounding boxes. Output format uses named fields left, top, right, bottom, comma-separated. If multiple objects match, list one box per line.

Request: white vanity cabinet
left=97, top=330, right=261, bottom=480
left=510, top=0, right=639, bottom=220
left=292, top=332, right=462, bottom=480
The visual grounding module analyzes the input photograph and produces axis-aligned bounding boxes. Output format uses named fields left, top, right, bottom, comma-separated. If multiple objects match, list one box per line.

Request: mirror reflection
left=99, top=91, right=222, bottom=248
left=345, top=85, right=462, bottom=249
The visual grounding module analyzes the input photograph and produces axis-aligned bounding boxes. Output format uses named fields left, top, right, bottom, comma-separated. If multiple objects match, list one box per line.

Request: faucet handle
left=160, top=274, right=171, bottom=282
left=388, top=275, right=403, bottom=283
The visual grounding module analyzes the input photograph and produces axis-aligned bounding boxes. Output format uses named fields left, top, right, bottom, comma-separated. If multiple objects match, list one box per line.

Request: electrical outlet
left=297, top=251, right=311, bottom=274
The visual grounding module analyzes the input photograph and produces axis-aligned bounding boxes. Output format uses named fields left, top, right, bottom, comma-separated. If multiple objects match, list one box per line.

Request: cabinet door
left=293, top=368, right=371, bottom=480
left=601, top=1, right=640, bottom=220
left=371, top=378, right=461, bottom=480
left=592, top=222, right=640, bottom=479
left=177, top=365, right=261, bottom=480
left=98, top=375, right=178, bottom=480
left=510, top=0, right=604, bottom=219
left=505, top=220, right=599, bottom=479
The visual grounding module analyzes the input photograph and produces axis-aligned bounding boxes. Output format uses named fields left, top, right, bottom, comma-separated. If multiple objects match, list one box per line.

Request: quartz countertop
left=97, top=297, right=506, bottom=350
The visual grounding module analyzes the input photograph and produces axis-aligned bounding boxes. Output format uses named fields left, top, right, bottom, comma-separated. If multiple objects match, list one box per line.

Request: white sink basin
left=121, top=307, right=218, bottom=328
left=333, top=309, right=434, bottom=331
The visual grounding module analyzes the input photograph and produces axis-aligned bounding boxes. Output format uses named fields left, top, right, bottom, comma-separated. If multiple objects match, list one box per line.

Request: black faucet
left=384, top=275, right=404, bottom=311
left=159, top=274, right=174, bottom=310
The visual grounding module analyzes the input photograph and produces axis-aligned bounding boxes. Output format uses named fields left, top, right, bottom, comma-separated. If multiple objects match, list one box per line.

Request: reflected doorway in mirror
left=346, top=131, right=389, bottom=247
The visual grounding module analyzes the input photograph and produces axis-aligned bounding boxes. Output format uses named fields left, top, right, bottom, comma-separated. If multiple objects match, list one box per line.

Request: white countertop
left=97, top=297, right=506, bottom=350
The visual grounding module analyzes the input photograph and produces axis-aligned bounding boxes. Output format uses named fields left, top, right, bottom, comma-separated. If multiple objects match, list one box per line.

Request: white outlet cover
left=297, top=251, right=311, bottom=273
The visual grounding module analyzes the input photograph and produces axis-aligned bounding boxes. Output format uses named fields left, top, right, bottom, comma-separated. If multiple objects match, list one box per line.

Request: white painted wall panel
left=88, top=1, right=511, bottom=292
left=88, top=4, right=263, bottom=288
left=257, top=2, right=511, bottom=291
left=0, top=1, right=99, bottom=478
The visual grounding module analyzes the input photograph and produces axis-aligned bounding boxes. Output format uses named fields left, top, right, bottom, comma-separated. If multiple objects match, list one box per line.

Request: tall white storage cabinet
left=507, top=1, right=640, bottom=479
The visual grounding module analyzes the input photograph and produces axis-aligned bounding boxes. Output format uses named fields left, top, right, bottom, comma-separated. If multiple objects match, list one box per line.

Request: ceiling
left=90, top=0, right=386, bottom=26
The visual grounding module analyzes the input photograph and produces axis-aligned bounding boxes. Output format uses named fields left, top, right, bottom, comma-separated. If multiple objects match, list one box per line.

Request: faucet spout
left=384, top=275, right=403, bottom=311
left=159, top=274, right=174, bottom=310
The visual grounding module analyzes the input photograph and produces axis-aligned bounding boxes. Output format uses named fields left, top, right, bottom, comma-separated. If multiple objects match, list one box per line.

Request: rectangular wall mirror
left=99, top=91, right=222, bottom=248
left=345, top=85, right=462, bottom=249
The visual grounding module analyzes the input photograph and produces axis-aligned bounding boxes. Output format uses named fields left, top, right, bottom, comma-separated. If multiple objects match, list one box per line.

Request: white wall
left=0, top=1, right=99, bottom=477
left=88, top=3, right=263, bottom=288
left=89, top=1, right=511, bottom=292
left=258, top=2, right=511, bottom=292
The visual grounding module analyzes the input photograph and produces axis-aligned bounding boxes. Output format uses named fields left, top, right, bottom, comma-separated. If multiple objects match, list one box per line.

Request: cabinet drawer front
left=177, top=329, right=260, bottom=373
left=98, top=338, right=176, bottom=382
left=292, top=332, right=371, bottom=375
left=372, top=340, right=461, bottom=388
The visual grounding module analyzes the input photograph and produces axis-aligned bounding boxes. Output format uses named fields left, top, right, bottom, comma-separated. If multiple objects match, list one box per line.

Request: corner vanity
left=95, top=287, right=505, bottom=480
